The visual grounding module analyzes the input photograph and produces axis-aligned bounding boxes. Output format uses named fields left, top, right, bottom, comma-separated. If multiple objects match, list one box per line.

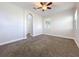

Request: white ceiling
left=11, top=2, right=75, bottom=17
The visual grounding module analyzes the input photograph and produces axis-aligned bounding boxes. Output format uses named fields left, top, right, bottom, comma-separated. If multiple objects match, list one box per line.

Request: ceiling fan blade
left=37, top=7, right=42, bottom=9
left=47, top=7, right=52, bottom=9
left=40, top=2, right=44, bottom=5
left=47, top=2, right=52, bottom=6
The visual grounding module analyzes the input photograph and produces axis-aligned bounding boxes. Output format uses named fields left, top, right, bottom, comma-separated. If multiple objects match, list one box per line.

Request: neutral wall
left=0, top=2, right=26, bottom=43
left=0, top=3, right=43, bottom=44
left=75, top=3, right=79, bottom=48
left=43, top=9, right=74, bottom=39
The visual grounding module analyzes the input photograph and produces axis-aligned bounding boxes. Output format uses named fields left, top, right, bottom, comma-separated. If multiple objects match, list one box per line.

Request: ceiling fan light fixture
left=42, top=5, right=47, bottom=11
left=34, top=2, right=53, bottom=11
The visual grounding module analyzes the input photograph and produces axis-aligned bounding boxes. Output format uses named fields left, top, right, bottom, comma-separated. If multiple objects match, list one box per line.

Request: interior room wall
left=0, top=2, right=43, bottom=45
left=74, top=3, right=79, bottom=48
left=43, top=9, right=74, bottom=39
left=0, top=2, right=26, bottom=44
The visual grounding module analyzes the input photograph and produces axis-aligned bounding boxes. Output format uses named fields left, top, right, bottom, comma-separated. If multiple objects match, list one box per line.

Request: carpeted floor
left=0, top=34, right=79, bottom=57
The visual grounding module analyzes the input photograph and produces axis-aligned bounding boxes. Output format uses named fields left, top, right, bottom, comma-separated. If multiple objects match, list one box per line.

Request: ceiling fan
left=34, top=2, right=53, bottom=11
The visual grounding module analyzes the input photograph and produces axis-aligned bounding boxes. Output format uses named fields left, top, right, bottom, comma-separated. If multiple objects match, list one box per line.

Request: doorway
left=27, top=13, right=33, bottom=36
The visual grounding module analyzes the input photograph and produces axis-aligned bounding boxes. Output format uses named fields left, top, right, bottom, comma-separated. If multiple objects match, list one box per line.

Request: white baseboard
left=74, top=39, right=79, bottom=48
left=0, top=37, right=26, bottom=46
left=74, top=36, right=79, bottom=48
left=43, top=34, right=75, bottom=39
left=32, top=34, right=43, bottom=37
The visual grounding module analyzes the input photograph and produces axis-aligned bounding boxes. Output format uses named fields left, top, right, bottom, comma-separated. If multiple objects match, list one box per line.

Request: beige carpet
left=0, top=34, right=79, bottom=57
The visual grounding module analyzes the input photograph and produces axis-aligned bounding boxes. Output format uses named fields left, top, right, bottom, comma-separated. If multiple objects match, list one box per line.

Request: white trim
left=74, top=35, right=79, bottom=48
left=0, top=37, right=26, bottom=46
left=43, top=33, right=75, bottom=39
left=32, top=34, right=43, bottom=37
left=74, top=39, right=79, bottom=48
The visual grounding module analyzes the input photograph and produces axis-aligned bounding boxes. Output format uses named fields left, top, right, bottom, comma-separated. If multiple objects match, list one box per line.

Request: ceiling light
left=33, top=2, right=53, bottom=11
